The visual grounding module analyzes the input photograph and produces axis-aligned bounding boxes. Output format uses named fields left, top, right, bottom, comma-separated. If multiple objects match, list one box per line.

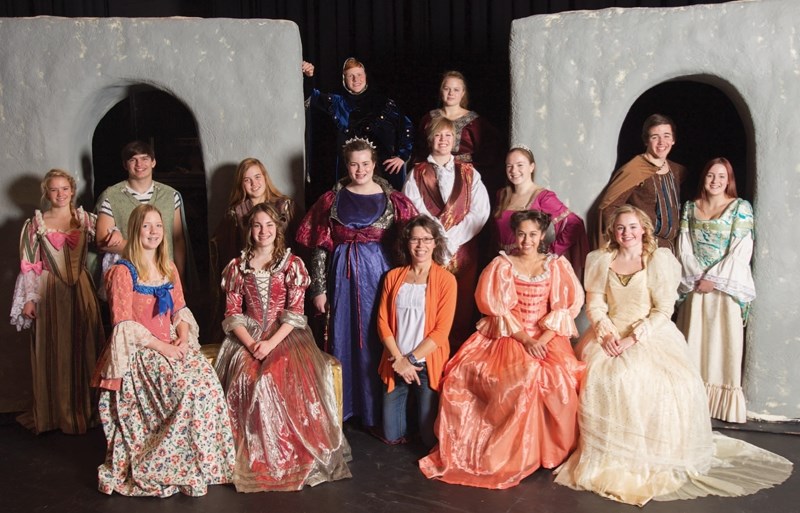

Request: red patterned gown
left=214, top=251, right=351, bottom=492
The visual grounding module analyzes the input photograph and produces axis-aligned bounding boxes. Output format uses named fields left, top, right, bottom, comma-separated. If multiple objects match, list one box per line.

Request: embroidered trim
left=116, top=259, right=174, bottom=316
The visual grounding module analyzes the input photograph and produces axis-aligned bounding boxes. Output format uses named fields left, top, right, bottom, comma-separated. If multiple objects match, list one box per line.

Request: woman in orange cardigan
left=377, top=215, right=457, bottom=448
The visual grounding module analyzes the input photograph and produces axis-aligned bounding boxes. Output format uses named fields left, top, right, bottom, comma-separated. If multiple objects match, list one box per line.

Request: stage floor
left=1, top=419, right=798, bottom=513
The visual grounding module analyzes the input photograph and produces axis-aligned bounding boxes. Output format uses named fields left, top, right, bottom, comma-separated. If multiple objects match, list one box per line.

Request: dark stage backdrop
left=4, top=1, right=742, bottom=207
left=2, top=0, right=734, bottom=133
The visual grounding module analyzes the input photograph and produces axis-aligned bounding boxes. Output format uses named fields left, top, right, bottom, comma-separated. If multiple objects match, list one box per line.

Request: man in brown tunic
left=597, top=114, right=686, bottom=251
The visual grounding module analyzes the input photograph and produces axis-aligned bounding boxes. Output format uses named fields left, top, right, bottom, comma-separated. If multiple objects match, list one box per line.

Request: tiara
left=343, top=136, right=377, bottom=149
left=510, top=143, right=534, bottom=154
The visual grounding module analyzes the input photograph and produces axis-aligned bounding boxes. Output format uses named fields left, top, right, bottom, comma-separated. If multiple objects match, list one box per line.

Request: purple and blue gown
left=297, top=178, right=417, bottom=426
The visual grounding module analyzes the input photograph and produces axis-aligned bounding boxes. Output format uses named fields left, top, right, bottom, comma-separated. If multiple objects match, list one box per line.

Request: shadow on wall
left=1, top=174, right=46, bottom=410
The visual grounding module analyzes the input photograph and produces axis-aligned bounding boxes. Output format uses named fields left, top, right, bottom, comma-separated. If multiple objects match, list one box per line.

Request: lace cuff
left=279, top=310, right=308, bottom=330
left=309, top=248, right=328, bottom=297
left=172, top=307, right=200, bottom=350
left=593, top=318, right=620, bottom=340
left=222, top=313, right=249, bottom=335
left=476, top=314, right=523, bottom=339
left=9, top=272, right=40, bottom=331
left=95, top=321, right=154, bottom=381
left=540, top=308, right=579, bottom=338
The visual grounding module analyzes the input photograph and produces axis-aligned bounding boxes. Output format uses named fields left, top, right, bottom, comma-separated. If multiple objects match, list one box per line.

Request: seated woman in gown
left=419, top=210, right=585, bottom=489
left=93, top=204, right=235, bottom=497
left=214, top=203, right=352, bottom=492
left=676, top=157, right=754, bottom=423
left=376, top=215, right=457, bottom=448
left=554, top=205, right=792, bottom=506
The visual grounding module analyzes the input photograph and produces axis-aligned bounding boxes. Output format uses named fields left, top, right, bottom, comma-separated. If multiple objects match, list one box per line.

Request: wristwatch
left=406, top=353, right=420, bottom=366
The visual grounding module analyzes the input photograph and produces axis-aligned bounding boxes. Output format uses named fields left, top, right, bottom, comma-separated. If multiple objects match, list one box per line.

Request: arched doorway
left=617, top=79, right=755, bottom=420
left=616, top=79, right=752, bottom=202
left=91, top=85, right=211, bottom=339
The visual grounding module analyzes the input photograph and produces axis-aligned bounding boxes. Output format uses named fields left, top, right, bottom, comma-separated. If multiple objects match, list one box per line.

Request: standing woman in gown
left=376, top=215, right=457, bottom=448
left=676, top=157, right=755, bottom=423
left=93, top=204, right=235, bottom=497
left=413, top=71, right=503, bottom=195
left=296, top=138, right=417, bottom=429
left=494, top=146, right=589, bottom=280
left=209, top=157, right=294, bottom=340
left=419, top=210, right=585, bottom=489
left=215, top=203, right=351, bottom=492
left=555, top=205, right=791, bottom=506
left=11, top=169, right=110, bottom=434
left=403, top=117, right=491, bottom=351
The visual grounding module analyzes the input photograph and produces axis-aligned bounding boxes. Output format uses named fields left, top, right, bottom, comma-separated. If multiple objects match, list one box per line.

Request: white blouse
left=395, top=283, right=427, bottom=362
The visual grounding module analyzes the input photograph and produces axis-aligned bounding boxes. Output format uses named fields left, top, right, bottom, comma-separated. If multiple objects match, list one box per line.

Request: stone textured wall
left=510, top=0, right=800, bottom=420
left=0, top=17, right=305, bottom=410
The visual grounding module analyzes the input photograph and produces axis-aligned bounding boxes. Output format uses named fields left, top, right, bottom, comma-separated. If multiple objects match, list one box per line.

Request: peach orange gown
left=419, top=253, right=584, bottom=489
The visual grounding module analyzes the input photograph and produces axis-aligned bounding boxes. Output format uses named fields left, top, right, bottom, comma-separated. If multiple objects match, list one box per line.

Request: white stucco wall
left=0, top=17, right=305, bottom=410
left=510, top=0, right=800, bottom=420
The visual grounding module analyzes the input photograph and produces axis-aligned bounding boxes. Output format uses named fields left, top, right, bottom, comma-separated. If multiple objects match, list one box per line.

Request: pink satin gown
left=419, top=253, right=585, bottom=489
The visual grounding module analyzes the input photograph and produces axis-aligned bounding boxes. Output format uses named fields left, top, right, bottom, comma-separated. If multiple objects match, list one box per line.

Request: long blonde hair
left=40, top=169, right=77, bottom=214
left=123, top=204, right=174, bottom=282
left=227, top=158, right=287, bottom=209
left=605, top=204, right=658, bottom=260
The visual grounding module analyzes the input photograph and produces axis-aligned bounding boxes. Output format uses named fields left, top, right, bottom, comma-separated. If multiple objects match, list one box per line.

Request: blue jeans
left=382, top=364, right=439, bottom=448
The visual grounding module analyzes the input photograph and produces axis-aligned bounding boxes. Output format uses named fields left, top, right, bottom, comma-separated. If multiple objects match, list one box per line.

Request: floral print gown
left=93, top=260, right=235, bottom=497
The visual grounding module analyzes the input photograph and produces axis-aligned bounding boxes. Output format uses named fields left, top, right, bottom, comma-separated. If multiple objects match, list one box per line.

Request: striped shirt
left=98, top=184, right=182, bottom=218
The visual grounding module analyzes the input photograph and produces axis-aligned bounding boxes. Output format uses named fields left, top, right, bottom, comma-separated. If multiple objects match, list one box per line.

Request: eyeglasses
left=409, top=237, right=435, bottom=245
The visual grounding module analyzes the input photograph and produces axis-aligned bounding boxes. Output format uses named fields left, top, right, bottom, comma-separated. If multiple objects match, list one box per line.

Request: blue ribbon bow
left=117, top=260, right=175, bottom=316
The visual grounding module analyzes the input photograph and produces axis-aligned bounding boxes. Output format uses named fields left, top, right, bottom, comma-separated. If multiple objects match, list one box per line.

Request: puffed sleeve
left=474, top=255, right=525, bottom=338
left=279, top=254, right=310, bottom=329
left=583, top=249, right=620, bottom=340
left=221, top=258, right=247, bottom=334
left=295, top=192, right=335, bottom=297
left=630, top=248, right=682, bottom=344
left=80, top=207, right=97, bottom=243
left=700, top=199, right=756, bottom=304
left=537, top=190, right=588, bottom=259
left=441, top=168, right=490, bottom=252
left=539, top=256, right=584, bottom=337
left=10, top=218, right=42, bottom=330
left=389, top=190, right=420, bottom=223
left=677, top=201, right=704, bottom=295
